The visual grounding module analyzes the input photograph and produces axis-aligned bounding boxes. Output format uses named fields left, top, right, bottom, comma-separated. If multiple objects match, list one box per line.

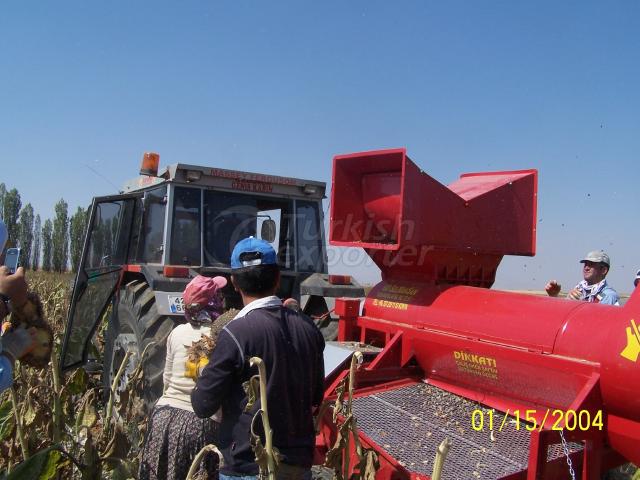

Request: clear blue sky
left=1, top=1, right=638, bottom=292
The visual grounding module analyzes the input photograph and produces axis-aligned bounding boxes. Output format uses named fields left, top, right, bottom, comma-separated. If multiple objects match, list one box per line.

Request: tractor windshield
left=203, top=190, right=292, bottom=268
left=200, top=190, right=324, bottom=272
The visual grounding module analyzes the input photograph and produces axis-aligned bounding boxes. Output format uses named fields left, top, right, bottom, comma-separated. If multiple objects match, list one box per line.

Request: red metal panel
left=335, top=298, right=360, bottom=342
left=121, top=264, right=142, bottom=272
left=607, top=414, right=640, bottom=465
left=365, top=281, right=578, bottom=352
left=329, top=149, right=537, bottom=277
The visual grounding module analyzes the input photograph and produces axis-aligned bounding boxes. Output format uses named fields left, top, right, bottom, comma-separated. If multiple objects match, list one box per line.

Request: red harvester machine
left=317, top=148, right=640, bottom=479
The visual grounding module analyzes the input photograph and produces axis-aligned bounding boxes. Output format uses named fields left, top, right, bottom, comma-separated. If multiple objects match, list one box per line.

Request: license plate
left=168, top=295, right=185, bottom=314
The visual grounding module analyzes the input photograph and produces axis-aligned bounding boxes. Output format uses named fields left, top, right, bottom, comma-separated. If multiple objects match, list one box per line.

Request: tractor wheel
left=103, top=279, right=178, bottom=410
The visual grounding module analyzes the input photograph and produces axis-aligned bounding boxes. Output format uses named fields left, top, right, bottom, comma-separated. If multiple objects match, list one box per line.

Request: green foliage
left=0, top=400, right=15, bottom=441
left=42, top=219, right=53, bottom=272
left=0, top=184, right=6, bottom=221
left=18, top=204, right=34, bottom=270
left=1, top=446, right=63, bottom=480
left=0, top=183, right=67, bottom=273
left=38, top=449, right=63, bottom=480
left=69, top=206, right=88, bottom=272
left=52, top=199, right=69, bottom=272
left=1, top=445, right=72, bottom=480
left=2, top=188, right=21, bottom=249
left=32, top=215, right=41, bottom=271
left=66, top=368, right=89, bottom=395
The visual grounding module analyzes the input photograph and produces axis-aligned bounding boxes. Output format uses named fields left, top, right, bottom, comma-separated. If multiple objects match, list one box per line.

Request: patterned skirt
left=139, top=405, right=220, bottom=480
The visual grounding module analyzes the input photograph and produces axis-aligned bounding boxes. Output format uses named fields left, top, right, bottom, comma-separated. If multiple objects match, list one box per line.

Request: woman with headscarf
left=139, top=275, right=227, bottom=480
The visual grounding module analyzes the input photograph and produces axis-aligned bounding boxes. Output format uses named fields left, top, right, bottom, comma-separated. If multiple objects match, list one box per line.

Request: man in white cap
left=634, top=270, right=640, bottom=289
left=546, top=250, right=619, bottom=305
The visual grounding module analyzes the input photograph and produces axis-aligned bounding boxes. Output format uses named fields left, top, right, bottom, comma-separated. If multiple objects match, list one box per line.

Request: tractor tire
left=103, top=279, right=179, bottom=409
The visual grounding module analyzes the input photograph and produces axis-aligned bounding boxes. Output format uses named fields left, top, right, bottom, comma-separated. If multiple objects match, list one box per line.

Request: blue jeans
left=220, top=475, right=257, bottom=480
left=220, top=465, right=311, bottom=480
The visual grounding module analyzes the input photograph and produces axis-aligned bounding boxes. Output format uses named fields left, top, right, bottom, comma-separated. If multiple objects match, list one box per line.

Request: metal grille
left=351, top=383, right=582, bottom=479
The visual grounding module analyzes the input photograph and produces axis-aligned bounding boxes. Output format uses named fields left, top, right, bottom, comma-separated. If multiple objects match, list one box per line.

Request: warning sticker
left=620, top=318, right=640, bottom=363
left=372, top=298, right=409, bottom=310
left=372, top=283, right=419, bottom=309
left=453, top=350, right=499, bottom=380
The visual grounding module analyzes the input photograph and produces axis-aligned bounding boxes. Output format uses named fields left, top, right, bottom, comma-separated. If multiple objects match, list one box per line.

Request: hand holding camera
left=0, top=266, right=28, bottom=310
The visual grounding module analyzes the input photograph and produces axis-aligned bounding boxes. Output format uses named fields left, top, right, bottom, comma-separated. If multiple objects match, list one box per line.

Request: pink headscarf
left=183, top=275, right=227, bottom=324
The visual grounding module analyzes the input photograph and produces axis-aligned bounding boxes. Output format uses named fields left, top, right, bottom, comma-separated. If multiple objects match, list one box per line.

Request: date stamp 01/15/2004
left=470, top=408, right=604, bottom=433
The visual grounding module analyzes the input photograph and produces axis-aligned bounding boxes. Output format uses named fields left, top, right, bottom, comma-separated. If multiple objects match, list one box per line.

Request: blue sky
left=1, top=1, right=638, bottom=291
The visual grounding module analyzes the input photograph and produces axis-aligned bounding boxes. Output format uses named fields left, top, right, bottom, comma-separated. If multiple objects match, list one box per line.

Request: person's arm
left=0, top=326, right=36, bottom=393
left=545, top=280, right=561, bottom=297
left=162, top=330, right=175, bottom=393
left=0, top=354, right=14, bottom=393
left=0, top=298, right=9, bottom=322
left=598, top=290, right=620, bottom=306
left=191, top=328, right=243, bottom=418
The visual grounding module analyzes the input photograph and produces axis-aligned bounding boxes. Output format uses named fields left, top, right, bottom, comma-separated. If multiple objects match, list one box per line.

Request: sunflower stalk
left=50, top=346, right=63, bottom=443
left=343, top=351, right=363, bottom=480
left=185, top=443, right=224, bottom=480
left=10, top=384, right=29, bottom=460
left=104, top=349, right=132, bottom=436
left=249, top=356, right=277, bottom=480
left=431, top=438, right=451, bottom=480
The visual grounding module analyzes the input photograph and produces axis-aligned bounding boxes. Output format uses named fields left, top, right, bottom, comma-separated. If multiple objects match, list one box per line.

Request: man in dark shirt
left=192, top=237, right=325, bottom=480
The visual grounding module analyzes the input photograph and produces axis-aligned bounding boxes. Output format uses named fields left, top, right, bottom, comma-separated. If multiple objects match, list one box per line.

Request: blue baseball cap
left=231, top=237, right=277, bottom=270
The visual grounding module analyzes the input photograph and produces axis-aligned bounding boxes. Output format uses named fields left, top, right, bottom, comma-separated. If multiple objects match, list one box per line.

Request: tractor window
left=137, top=186, right=166, bottom=263
left=61, top=194, right=136, bottom=371
left=170, top=187, right=201, bottom=265
left=86, top=202, right=124, bottom=268
left=296, top=200, right=325, bottom=272
left=203, top=190, right=293, bottom=268
left=127, top=197, right=143, bottom=263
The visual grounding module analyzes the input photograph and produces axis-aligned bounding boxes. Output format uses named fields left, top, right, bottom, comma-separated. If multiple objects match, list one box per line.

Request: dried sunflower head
left=184, top=308, right=239, bottom=378
left=9, top=292, right=53, bottom=369
left=186, top=334, right=216, bottom=364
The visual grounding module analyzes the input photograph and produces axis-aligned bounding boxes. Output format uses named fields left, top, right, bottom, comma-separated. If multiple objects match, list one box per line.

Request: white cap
left=580, top=250, right=610, bottom=267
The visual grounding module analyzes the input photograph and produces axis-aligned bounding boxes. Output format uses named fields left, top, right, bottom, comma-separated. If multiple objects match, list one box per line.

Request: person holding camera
left=0, top=220, right=37, bottom=392
left=545, top=250, right=620, bottom=305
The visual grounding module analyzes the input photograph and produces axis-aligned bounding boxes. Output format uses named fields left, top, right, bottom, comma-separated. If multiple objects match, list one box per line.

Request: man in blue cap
left=192, top=236, right=325, bottom=480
